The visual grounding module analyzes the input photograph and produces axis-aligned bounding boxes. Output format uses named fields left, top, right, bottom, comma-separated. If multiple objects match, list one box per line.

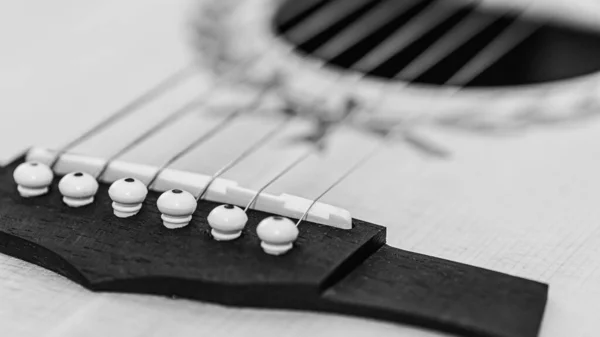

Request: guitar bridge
left=25, top=147, right=353, bottom=229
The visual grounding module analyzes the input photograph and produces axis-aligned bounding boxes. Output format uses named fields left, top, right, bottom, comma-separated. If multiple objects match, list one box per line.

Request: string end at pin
left=13, top=161, right=54, bottom=198
left=157, top=189, right=197, bottom=229
left=58, top=172, right=99, bottom=208
left=109, top=178, right=148, bottom=218
left=257, top=216, right=298, bottom=256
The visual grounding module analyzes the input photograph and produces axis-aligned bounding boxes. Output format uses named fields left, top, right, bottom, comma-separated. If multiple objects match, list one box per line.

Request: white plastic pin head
left=58, top=172, right=99, bottom=207
left=156, top=189, right=197, bottom=229
left=108, top=177, right=148, bottom=218
left=13, top=161, right=54, bottom=197
left=256, top=216, right=299, bottom=256
left=207, top=204, right=248, bottom=241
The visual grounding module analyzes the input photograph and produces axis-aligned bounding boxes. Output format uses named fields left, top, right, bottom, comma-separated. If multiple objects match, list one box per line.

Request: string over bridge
left=26, top=147, right=352, bottom=229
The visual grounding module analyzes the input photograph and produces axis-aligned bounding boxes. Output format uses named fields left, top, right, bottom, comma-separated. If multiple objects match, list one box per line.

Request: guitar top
left=1, top=0, right=600, bottom=337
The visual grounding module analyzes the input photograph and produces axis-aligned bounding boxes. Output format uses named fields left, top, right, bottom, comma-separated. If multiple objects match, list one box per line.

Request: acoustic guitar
left=1, top=0, right=599, bottom=336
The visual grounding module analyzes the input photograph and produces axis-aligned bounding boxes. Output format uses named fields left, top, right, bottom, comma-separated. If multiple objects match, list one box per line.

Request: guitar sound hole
left=274, top=0, right=600, bottom=87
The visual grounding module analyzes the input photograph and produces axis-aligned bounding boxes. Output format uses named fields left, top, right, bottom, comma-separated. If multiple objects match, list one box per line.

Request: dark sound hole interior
left=274, top=0, right=600, bottom=87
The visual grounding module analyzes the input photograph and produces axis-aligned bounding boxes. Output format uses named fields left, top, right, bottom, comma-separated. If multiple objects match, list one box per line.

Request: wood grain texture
left=323, top=246, right=547, bottom=337
left=0, top=157, right=547, bottom=337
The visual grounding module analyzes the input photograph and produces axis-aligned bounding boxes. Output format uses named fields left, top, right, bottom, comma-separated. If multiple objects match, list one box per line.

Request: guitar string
left=192, top=68, right=372, bottom=203
left=77, top=6, right=341, bottom=183
left=235, top=0, right=441, bottom=213
left=194, top=114, right=293, bottom=201
left=312, top=0, right=422, bottom=59
left=143, top=35, right=349, bottom=194
left=44, top=1, right=537, bottom=225
left=146, top=73, right=345, bottom=203
left=48, top=64, right=197, bottom=169
left=35, top=0, right=339, bottom=196
left=293, top=4, right=538, bottom=226
left=140, top=8, right=360, bottom=200
left=53, top=0, right=311, bottom=172
left=391, top=0, right=492, bottom=80
left=92, top=55, right=269, bottom=181
left=144, top=83, right=281, bottom=189
left=84, top=1, right=536, bottom=220
left=294, top=142, right=384, bottom=226
left=92, top=96, right=204, bottom=179
left=445, top=14, right=539, bottom=88
left=285, top=0, right=368, bottom=45
left=277, top=0, right=323, bottom=26
left=243, top=1, right=487, bottom=215
left=350, top=0, right=477, bottom=73
left=243, top=91, right=355, bottom=213
left=46, top=0, right=371, bottom=184
left=243, top=147, right=315, bottom=212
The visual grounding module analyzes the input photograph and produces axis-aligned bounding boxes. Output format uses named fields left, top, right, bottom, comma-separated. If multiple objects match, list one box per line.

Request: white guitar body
left=1, top=0, right=600, bottom=336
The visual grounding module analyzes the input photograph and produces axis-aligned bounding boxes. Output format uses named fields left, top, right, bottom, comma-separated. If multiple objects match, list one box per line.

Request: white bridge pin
left=256, top=216, right=299, bottom=256
left=13, top=161, right=54, bottom=197
left=157, top=189, right=197, bottom=229
left=207, top=204, right=248, bottom=241
left=58, top=172, right=99, bottom=207
left=108, top=178, right=148, bottom=218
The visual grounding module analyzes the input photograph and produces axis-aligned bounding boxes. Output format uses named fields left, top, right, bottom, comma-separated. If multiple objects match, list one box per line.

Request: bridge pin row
left=13, top=162, right=298, bottom=255
left=154, top=189, right=298, bottom=256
